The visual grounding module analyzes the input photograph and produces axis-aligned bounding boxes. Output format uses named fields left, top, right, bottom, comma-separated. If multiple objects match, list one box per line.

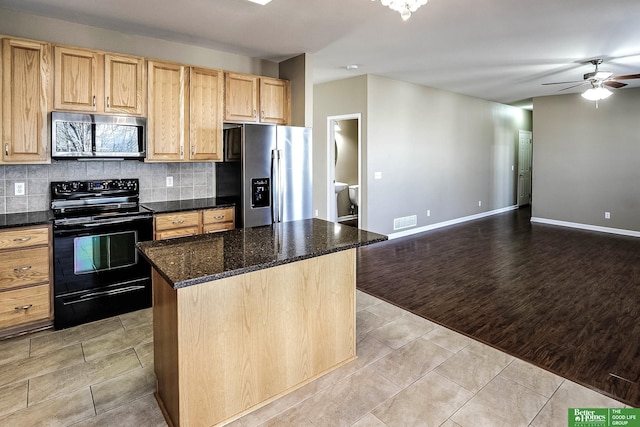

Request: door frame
left=517, top=130, right=533, bottom=207
left=327, top=113, right=362, bottom=225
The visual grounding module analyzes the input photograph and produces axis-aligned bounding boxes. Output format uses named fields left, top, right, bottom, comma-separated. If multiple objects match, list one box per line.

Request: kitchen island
left=137, top=219, right=386, bottom=427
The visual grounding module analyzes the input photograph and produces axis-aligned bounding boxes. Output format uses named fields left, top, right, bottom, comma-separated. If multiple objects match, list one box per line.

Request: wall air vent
left=393, top=215, right=417, bottom=230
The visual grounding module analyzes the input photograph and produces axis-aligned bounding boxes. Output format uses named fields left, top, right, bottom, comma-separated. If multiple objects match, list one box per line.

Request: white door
left=518, top=130, right=532, bottom=206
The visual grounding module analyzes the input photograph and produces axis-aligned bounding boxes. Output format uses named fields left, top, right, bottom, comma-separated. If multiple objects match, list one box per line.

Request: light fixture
left=247, top=0, right=272, bottom=5
left=581, top=84, right=613, bottom=101
left=371, top=0, right=429, bottom=20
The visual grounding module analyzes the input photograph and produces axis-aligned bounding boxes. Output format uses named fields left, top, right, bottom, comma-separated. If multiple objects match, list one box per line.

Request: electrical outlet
left=427, top=209, right=431, bottom=217
left=605, top=211, right=611, bottom=219
left=374, top=171, right=382, bottom=180
left=314, top=209, right=319, bottom=217
left=14, top=182, right=25, bottom=196
left=166, top=176, right=173, bottom=187
left=478, top=200, right=482, bottom=207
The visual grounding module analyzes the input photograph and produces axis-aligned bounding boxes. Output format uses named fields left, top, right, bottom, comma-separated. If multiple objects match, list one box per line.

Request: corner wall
left=314, top=75, right=531, bottom=236
left=532, top=89, right=640, bottom=232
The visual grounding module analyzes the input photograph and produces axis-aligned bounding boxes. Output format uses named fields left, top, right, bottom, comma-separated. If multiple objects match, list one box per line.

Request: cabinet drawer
left=202, top=222, right=234, bottom=234
left=202, top=208, right=234, bottom=225
left=155, top=212, right=200, bottom=231
left=0, top=247, right=50, bottom=290
left=0, top=284, right=50, bottom=330
left=155, top=227, right=200, bottom=241
left=0, top=227, right=49, bottom=250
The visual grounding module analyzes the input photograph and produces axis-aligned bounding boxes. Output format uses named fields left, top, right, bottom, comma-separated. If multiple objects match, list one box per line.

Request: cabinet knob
left=253, top=109, right=257, bottom=118
left=261, top=110, right=265, bottom=119
left=106, top=96, right=110, bottom=108
left=15, top=304, right=33, bottom=311
left=4, top=143, right=8, bottom=156
left=191, top=145, right=195, bottom=156
left=93, top=95, right=96, bottom=107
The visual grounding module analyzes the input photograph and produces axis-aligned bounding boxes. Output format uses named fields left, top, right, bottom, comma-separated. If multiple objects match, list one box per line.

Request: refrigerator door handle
left=278, top=149, right=284, bottom=223
left=271, top=149, right=277, bottom=224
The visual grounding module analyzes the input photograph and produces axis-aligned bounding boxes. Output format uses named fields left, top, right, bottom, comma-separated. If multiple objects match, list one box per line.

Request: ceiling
left=2, top=0, right=640, bottom=107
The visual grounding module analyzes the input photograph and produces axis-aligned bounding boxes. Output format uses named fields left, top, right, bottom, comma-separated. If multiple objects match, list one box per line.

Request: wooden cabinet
left=224, top=72, right=290, bottom=125
left=54, top=46, right=146, bottom=115
left=147, top=60, right=187, bottom=162
left=202, top=207, right=235, bottom=234
left=1, top=37, right=52, bottom=164
left=189, top=67, right=223, bottom=161
left=154, top=211, right=200, bottom=240
left=154, top=207, right=235, bottom=240
left=0, top=225, right=52, bottom=336
left=259, top=77, right=290, bottom=124
left=147, top=64, right=223, bottom=162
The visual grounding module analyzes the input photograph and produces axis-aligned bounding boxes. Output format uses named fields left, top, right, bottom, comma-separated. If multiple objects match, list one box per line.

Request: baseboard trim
left=387, top=205, right=519, bottom=240
left=530, top=217, right=640, bottom=238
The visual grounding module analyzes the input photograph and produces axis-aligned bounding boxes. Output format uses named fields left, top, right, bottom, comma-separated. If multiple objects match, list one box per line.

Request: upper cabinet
left=259, top=77, right=290, bottom=125
left=146, top=60, right=187, bottom=162
left=54, top=46, right=146, bottom=115
left=146, top=63, right=223, bottom=162
left=189, top=67, right=223, bottom=161
left=224, top=72, right=290, bottom=125
left=1, top=37, right=52, bottom=164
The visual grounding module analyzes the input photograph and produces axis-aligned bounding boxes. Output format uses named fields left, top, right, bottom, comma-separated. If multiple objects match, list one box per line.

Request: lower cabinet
left=154, top=207, right=235, bottom=240
left=0, top=225, right=52, bottom=336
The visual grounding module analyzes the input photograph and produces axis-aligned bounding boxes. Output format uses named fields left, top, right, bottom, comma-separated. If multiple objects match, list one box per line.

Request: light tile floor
left=0, top=291, right=629, bottom=426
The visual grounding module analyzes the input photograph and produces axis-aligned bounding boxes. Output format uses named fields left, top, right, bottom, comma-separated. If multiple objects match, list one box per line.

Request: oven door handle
left=66, top=216, right=151, bottom=228
left=62, top=285, right=147, bottom=305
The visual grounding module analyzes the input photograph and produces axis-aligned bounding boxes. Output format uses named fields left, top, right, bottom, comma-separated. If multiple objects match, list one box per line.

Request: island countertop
left=137, top=218, right=387, bottom=289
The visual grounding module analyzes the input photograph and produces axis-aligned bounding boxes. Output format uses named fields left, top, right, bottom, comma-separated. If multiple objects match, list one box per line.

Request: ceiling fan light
left=581, top=87, right=613, bottom=101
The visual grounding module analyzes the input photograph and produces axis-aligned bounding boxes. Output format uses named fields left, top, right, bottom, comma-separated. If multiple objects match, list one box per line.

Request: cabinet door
left=260, top=77, right=290, bottom=125
left=2, top=38, right=52, bottom=163
left=54, top=46, right=100, bottom=112
left=190, top=67, right=223, bottom=161
left=147, top=60, right=186, bottom=161
left=224, top=72, right=258, bottom=122
left=105, top=54, right=146, bottom=115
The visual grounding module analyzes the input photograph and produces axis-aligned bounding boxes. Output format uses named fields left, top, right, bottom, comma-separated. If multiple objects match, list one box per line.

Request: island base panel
left=153, top=249, right=357, bottom=426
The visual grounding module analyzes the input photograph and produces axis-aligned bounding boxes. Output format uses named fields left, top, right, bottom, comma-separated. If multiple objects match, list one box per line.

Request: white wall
left=0, top=8, right=278, bottom=76
left=314, top=74, right=531, bottom=235
left=532, top=89, right=640, bottom=232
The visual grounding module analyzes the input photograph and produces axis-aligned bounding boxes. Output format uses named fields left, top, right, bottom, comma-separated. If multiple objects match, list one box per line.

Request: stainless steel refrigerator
left=216, top=123, right=312, bottom=228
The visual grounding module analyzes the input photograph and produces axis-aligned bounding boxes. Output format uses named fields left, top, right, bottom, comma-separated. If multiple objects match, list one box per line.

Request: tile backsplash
left=0, top=161, right=215, bottom=214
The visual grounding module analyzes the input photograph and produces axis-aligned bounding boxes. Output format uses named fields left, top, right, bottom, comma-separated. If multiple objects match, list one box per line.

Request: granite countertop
left=0, top=211, right=54, bottom=229
left=137, top=218, right=387, bottom=289
left=141, top=197, right=235, bottom=214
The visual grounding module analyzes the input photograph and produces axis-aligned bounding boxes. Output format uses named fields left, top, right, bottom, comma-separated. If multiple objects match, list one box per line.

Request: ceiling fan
left=542, top=59, right=640, bottom=97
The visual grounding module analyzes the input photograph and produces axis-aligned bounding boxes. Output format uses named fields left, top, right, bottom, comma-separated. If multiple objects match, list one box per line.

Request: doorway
left=327, top=114, right=361, bottom=226
left=518, top=130, right=532, bottom=207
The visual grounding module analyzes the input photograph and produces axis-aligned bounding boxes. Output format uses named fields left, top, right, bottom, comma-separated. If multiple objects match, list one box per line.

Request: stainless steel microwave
left=51, top=112, right=146, bottom=160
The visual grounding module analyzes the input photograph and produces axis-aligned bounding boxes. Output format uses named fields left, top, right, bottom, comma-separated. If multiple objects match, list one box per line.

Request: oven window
left=55, top=121, right=92, bottom=153
left=74, top=231, right=138, bottom=274
left=95, top=124, right=142, bottom=153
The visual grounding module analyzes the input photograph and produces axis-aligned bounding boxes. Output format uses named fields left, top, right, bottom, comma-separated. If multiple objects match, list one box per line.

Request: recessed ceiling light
left=247, top=0, right=272, bottom=5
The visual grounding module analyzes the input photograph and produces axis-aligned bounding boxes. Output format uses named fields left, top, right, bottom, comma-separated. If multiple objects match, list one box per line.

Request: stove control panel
left=51, top=179, right=139, bottom=197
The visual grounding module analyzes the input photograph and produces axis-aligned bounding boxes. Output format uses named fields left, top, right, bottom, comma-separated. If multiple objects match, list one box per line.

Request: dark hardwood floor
left=357, top=206, right=640, bottom=406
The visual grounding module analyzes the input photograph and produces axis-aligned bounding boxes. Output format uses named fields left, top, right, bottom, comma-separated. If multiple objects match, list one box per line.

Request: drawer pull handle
left=15, top=304, right=33, bottom=311
left=13, top=237, right=32, bottom=242
left=172, top=220, right=185, bottom=224
left=213, top=215, right=224, bottom=220
left=14, top=266, right=32, bottom=272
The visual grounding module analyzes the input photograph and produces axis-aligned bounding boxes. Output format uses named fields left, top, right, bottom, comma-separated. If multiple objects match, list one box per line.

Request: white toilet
left=348, top=185, right=359, bottom=207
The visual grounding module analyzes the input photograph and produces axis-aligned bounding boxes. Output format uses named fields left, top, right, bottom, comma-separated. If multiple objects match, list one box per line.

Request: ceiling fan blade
left=604, top=81, right=627, bottom=89
left=542, top=80, right=584, bottom=86
left=557, top=82, right=589, bottom=91
left=611, top=73, right=640, bottom=80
